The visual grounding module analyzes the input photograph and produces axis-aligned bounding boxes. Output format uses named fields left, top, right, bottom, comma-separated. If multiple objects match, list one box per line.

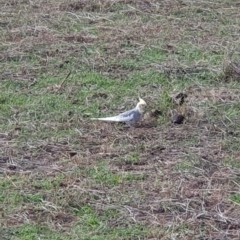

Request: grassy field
left=1, top=0, right=240, bottom=239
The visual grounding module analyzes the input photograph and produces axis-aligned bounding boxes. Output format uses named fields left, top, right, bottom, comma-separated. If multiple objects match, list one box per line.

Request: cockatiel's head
left=136, top=97, right=147, bottom=113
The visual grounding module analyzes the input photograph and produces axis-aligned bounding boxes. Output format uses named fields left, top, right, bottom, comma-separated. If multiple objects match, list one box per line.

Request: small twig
left=56, top=70, right=71, bottom=92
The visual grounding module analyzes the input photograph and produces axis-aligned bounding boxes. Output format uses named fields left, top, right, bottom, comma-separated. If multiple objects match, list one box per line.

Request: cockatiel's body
left=91, top=98, right=147, bottom=125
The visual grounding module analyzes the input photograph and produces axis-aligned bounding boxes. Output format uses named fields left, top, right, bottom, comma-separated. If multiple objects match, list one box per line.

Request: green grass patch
left=229, top=193, right=240, bottom=204
left=87, top=162, right=121, bottom=186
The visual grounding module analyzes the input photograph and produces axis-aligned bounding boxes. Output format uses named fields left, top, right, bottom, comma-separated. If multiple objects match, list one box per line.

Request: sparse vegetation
left=1, top=0, right=240, bottom=239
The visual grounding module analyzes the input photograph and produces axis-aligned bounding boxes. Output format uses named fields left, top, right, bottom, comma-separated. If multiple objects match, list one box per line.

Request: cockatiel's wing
left=118, top=108, right=141, bottom=122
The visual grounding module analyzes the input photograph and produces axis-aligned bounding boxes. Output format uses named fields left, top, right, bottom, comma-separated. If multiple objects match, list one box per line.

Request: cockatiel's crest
left=91, top=97, right=147, bottom=125
left=136, top=97, right=147, bottom=113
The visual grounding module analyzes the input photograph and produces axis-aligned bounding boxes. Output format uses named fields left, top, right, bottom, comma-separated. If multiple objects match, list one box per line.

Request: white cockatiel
left=91, top=98, right=147, bottom=125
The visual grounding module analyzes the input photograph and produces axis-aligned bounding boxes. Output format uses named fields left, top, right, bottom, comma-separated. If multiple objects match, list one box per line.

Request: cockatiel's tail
left=91, top=97, right=147, bottom=124
left=90, top=116, right=122, bottom=122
